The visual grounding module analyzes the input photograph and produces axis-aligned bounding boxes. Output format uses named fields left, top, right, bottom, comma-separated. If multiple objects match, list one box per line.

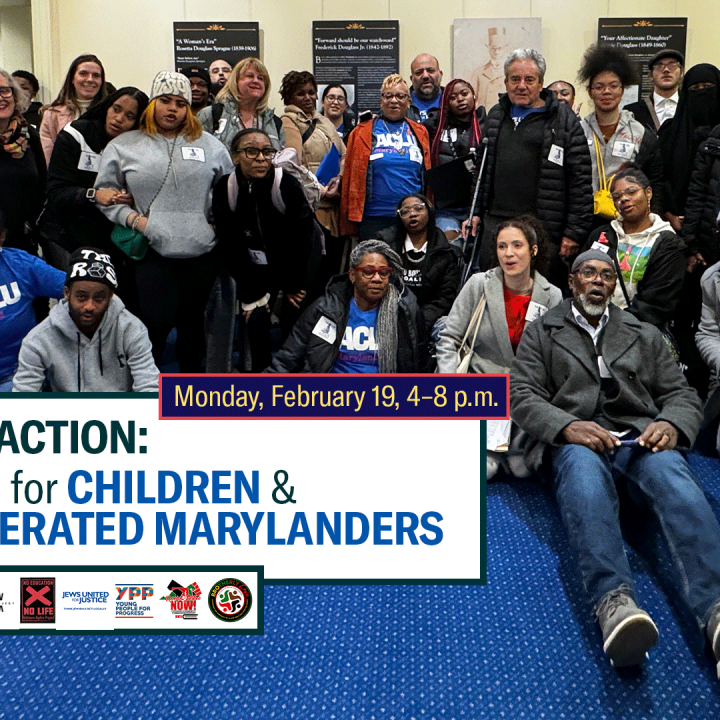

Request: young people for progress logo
left=208, top=578, right=252, bottom=622
left=115, top=584, right=154, bottom=619
left=21, top=578, right=55, bottom=623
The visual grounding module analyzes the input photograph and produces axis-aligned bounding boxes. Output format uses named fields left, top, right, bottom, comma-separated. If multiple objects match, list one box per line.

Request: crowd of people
left=3, top=42, right=720, bottom=676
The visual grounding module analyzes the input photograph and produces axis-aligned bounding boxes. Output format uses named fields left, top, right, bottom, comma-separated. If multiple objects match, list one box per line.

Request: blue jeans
left=551, top=444, right=720, bottom=626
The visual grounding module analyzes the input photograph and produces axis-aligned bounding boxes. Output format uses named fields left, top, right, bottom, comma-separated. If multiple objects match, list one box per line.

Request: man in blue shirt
left=408, top=54, right=443, bottom=122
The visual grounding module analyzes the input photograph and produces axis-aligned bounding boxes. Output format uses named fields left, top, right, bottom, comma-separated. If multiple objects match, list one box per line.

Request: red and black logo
left=208, top=578, right=252, bottom=622
left=21, top=577, right=56, bottom=624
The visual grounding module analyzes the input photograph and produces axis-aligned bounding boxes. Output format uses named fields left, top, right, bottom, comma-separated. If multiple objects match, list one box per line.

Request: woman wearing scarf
left=0, top=69, right=46, bottom=255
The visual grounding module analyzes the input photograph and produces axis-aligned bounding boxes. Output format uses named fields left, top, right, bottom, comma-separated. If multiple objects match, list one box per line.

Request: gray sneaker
left=595, top=586, right=659, bottom=667
left=706, top=601, right=720, bottom=678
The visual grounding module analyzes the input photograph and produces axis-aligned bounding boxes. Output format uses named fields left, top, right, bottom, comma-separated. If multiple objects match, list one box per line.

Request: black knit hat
left=66, top=247, right=118, bottom=289
left=571, top=249, right=614, bottom=273
left=180, top=66, right=211, bottom=88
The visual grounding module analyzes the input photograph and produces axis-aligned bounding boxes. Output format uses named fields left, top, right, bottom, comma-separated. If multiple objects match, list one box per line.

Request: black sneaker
left=595, top=586, right=659, bottom=667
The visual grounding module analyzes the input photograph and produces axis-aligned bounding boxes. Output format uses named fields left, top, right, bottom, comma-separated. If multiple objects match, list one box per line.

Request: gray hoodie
left=95, top=130, right=234, bottom=258
left=12, top=295, right=159, bottom=392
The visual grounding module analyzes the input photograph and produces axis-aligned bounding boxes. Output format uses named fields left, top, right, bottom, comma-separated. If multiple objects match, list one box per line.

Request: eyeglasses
left=355, top=265, right=393, bottom=279
left=654, top=61, right=681, bottom=71
left=574, top=266, right=617, bottom=282
left=591, top=82, right=623, bottom=93
left=238, top=147, right=276, bottom=159
left=0, top=87, right=13, bottom=98
left=611, top=185, right=643, bottom=202
left=325, top=94, right=346, bottom=104
left=381, top=92, right=409, bottom=101
left=397, top=203, right=426, bottom=218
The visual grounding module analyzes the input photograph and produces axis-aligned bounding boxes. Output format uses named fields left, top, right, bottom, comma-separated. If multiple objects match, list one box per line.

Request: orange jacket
left=340, top=117, right=431, bottom=236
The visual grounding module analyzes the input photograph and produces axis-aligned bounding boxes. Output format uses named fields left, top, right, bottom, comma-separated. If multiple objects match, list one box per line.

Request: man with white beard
left=510, top=248, right=720, bottom=674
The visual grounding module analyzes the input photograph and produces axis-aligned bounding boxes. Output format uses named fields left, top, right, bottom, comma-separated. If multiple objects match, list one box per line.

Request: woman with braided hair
left=267, top=239, right=428, bottom=373
left=423, top=78, right=485, bottom=243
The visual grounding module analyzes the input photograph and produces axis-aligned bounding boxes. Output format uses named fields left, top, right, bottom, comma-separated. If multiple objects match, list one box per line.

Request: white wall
left=0, top=3, right=32, bottom=76
left=24, top=0, right=720, bottom=108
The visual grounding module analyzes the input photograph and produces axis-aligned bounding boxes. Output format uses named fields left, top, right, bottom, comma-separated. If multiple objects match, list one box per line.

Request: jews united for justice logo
left=20, top=578, right=55, bottom=623
left=160, top=580, right=201, bottom=620
left=208, top=578, right=252, bottom=622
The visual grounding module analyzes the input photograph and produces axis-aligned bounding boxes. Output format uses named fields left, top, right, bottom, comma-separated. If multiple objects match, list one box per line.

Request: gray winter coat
left=697, top=261, right=720, bottom=377
left=510, top=300, right=703, bottom=470
left=197, top=97, right=285, bottom=152
left=13, top=295, right=159, bottom=392
left=436, top=268, right=562, bottom=374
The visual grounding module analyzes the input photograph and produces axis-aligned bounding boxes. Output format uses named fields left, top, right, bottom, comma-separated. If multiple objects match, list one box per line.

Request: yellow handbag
left=593, top=134, right=617, bottom=220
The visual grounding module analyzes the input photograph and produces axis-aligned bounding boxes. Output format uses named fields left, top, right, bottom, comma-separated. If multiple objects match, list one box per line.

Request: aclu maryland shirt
left=332, top=298, right=379, bottom=373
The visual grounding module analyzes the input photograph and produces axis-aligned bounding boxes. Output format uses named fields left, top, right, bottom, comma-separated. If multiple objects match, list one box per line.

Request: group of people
left=3, top=42, right=720, bottom=678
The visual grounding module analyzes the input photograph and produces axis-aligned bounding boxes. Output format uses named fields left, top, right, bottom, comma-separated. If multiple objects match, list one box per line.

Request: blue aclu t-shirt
left=366, top=118, right=424, bottom=217
left=332, top=298, right=379, bottom=373
left=0, top=247, right=65, bottom=381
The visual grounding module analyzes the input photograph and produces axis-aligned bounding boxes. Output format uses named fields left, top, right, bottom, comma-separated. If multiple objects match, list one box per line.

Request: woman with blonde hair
left=94, top=72, right=233, bottom=371
left=39, top=53, right=108, bottom=164
left=198, top=57, right=284, bottom=151
left=340, top=73, right=430, bottom=240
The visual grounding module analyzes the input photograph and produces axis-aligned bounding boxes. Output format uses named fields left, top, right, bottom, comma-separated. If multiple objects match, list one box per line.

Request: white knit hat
left=149, top=71, right=192, bottom=104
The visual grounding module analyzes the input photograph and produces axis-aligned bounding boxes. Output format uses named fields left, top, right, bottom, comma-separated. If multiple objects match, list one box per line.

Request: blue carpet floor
left=2, top=453, right=720, bottom=719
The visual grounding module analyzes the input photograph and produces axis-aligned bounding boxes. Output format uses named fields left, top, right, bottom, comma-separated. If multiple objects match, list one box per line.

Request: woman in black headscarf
left=658, top=64, right=720, bottom=396
left=658, top=64, right=720, bottom=237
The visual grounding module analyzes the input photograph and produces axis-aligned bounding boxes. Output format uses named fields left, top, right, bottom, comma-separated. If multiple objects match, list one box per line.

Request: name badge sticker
left=525, top=301, right=549, bottom=323
left=312, top=316, right=337, bottom=344
left=248, top=249, right=268, bottom=265
left=548, top=144, right=564, bottom=166
left=612, top=141, right=634, bottom=160
left=409, top=146, right=423, bottom=164
left=78, top=151, right=101, bottom=172
left=182, top=147, right=205, bottom=162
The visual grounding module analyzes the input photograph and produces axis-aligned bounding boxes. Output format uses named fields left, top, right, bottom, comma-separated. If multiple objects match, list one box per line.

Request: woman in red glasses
left=267, top=239, right=428, bottom=372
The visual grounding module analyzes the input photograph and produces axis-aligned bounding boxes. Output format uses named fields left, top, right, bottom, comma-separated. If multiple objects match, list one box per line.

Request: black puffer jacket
left=377, top=224, right=460, bottom=330
left=481, top=89, right=593, bottom=245
left=681, top=125, right=720, bottom=264
left=266, top=275, right=428, bottom=373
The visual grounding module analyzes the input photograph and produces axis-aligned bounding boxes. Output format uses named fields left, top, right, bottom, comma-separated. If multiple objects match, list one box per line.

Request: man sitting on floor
left=510, top=248, right=720, bottom=672
left=13, top=247, right=159, bottom=392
